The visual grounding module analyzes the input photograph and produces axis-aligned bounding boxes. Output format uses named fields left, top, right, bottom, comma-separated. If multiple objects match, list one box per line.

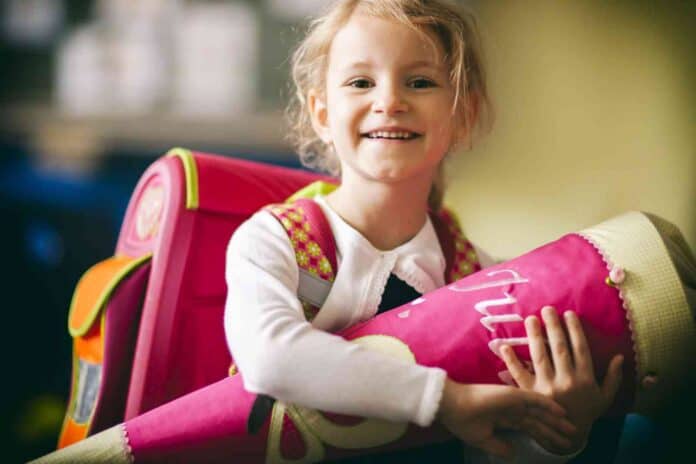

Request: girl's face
left=310, top=13, right=458, bottom=185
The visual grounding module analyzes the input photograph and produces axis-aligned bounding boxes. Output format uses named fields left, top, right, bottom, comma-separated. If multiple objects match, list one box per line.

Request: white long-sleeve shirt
left=225, top=196, right=456, bottom=426
left=224, top=196, right=573, bottom=463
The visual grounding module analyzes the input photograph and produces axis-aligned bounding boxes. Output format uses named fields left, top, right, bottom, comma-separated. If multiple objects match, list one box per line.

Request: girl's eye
left=348, top=78, right=373, bottom=89
left=409, top=78, right=436, bottom=89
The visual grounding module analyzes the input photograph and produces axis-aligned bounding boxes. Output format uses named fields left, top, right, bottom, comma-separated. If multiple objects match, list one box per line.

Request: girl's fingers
left=474, top=436, right=514, bottom=460
left=525, top=315, right=554, bottom=381
left=541, top=306, right=574, bottom=377
left=497, top=415, right=522, bottom=431
left=496, top=411, right=576, bottom=440
left=564, top=310, right=594, bottom=375
left=500, top=344, right=534, bottom=389
left=600, top=354, right=624, bottom=405
left=521, top=417, right=575, bottom=452
left=524, top=406, right=577, bottom=436
left=521, top=390, right=566, bottom=418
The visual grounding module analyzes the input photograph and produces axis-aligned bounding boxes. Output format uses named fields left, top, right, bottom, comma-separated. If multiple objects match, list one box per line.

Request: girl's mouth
left=362, top=130, right=421, bottom=140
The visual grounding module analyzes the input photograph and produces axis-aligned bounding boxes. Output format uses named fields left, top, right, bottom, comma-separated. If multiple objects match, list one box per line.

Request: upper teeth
left=367, top=131, right=415, bottom=139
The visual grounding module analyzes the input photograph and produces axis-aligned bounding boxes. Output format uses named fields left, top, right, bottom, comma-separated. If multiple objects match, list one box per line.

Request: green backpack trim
left=68, top=254, right=152, bottom=337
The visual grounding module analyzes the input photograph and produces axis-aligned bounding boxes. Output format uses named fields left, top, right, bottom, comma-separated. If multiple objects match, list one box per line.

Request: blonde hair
left=287, top=0, right=492, bottom=210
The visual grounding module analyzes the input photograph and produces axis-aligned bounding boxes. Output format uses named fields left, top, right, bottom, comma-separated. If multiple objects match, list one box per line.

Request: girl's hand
left=436, top=378, right=577, bottom=459
left=500, top=306, right=624, bottom=455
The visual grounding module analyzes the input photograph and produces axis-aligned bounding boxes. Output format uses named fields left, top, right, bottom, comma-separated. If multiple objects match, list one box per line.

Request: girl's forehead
left=328, top=13, right=445, bottom=70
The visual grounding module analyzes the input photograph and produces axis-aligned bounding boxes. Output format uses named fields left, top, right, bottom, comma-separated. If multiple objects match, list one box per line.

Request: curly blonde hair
left=286, top=0, right=492, bottom=210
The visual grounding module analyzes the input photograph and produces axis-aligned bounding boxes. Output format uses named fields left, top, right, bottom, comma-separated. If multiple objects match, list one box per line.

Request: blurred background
left=1, top=0, right=693, bottom=462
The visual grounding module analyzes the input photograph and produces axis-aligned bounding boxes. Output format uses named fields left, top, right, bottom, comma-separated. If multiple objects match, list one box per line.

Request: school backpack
left=59, top=148, right=330, bottom=447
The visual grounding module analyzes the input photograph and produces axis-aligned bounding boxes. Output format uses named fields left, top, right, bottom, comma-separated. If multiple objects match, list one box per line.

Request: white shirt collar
left=313, top=195, right=446, bottom=294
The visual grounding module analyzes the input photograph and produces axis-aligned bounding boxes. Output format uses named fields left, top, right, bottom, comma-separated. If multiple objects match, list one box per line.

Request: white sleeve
left=224, top=211, right=447, bottom=427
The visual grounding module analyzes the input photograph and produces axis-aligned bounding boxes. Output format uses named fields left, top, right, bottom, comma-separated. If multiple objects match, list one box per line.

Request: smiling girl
left=224, top=1, right=621, bottom=462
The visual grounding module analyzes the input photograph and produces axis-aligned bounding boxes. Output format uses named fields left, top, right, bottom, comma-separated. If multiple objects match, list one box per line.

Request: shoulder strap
left=293, top=198, right=338, bottom=273
left=430, top=207, right=482, bottom=283
left=249, top=196, right=339, bottom=434
left=265, top=199, right=337, bottom=321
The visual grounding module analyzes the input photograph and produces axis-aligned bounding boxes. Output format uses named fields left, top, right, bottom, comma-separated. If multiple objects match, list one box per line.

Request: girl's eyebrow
left=337, top=61, right=370, bottom=72
left=403, top=60, right=441, bottom=70
left=338, top=59, right=443, bottom=73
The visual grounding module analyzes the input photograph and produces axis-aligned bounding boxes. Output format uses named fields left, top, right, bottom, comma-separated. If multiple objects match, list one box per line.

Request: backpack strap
left=246, top=199, right=338, bottom=434
left=430, top=208, right=482, bottom=283
left=265, top=198, right=337, bottom=322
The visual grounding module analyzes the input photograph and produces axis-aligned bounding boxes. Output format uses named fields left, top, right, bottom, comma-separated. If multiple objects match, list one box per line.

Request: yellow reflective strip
left=166, top=147, right=199, bottom=210
left=286, top=180, right=338, bottom=203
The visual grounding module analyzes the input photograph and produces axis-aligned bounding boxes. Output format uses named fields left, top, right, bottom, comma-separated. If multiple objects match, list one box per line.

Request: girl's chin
left=353, top=165, right=425, bottom=184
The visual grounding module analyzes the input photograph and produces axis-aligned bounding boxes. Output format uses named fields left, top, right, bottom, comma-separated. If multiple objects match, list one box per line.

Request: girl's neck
left=325, top=174, right=433, bottom=251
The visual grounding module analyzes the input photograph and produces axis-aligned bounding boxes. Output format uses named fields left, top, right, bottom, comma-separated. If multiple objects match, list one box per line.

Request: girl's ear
left=308, top=89, right=332, bottom=143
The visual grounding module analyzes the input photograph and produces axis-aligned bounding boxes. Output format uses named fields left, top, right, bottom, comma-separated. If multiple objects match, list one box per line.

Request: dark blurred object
left=0, top=141, right=140, bottom=462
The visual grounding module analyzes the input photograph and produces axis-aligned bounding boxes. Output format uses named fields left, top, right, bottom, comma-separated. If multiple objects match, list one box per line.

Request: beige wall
left=446, top=1, right=695, bottom=259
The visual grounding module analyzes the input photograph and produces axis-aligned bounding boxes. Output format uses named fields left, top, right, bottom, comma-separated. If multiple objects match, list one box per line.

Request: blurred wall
left=447, top=0, right=695, bottom=259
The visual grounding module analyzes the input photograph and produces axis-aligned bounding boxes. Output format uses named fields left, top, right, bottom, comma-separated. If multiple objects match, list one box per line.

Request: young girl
left=224, top=1, right=622, bottom=462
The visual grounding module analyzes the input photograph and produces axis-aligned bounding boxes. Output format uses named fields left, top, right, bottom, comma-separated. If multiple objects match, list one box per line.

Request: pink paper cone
left=34, top=212, right=694, bottom=464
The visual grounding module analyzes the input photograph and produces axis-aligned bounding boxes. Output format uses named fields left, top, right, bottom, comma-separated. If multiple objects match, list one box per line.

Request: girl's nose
left=372, top=86, right=408, bottom=115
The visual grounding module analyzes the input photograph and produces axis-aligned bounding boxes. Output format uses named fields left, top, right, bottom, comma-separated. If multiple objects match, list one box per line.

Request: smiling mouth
left=362, top=130, right=421, bottom=140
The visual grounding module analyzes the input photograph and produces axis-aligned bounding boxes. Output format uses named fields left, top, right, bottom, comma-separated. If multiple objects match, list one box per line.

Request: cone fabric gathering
left=33, top=211, right=696, bottom=463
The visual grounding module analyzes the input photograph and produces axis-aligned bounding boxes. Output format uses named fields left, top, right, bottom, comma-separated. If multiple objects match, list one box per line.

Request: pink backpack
left=59, top=148, right=328, bottom=447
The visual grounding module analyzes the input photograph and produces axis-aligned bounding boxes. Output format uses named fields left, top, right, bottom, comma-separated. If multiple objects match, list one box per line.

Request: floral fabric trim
left=266, top=203, right=336, bottom=322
